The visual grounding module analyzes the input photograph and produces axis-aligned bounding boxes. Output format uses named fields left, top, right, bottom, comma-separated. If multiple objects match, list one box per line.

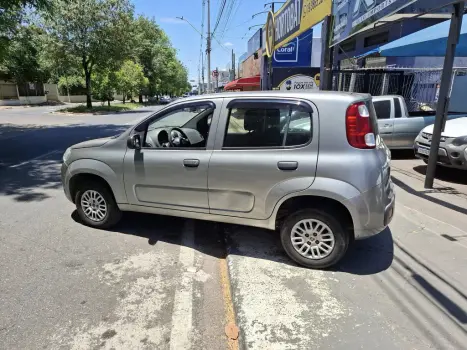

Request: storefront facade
left=261, top=0, right=332, bottom=91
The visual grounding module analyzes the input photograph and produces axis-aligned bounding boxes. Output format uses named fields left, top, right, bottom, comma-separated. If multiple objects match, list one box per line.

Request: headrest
left=244, top=109, right=280, bottom=131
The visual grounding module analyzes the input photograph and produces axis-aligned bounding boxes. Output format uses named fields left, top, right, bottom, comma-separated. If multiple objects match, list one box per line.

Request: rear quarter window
left=373, top=100, right=391, bottom=119
left=394, top=98, right=402, bottom=118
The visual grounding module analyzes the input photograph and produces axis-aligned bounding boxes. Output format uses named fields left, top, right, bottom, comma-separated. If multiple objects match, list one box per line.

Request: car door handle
left=183, top=159, right=200, bottom=168
left=384, top=124, right=392, bottom=127
left=277, top=161, right=298, bottom=171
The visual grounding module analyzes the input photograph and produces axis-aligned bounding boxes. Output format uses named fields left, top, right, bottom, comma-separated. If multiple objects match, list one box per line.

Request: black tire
left=75, top=181, right=122, bottom=229
left=280, top=209, right=349, bottom=269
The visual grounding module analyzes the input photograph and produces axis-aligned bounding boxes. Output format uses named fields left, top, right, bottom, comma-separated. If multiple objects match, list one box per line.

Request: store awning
left=224, top=75, right=260, bottom=91
left=356, top=14, right=467, bottom=58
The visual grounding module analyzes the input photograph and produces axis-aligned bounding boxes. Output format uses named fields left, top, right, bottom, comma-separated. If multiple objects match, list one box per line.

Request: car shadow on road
left=391, top=149, right=417, bottom=160
left=413, top=164, right=467, bottom=186
left=0, top=123, right=128, bottom=202
left=73, top=210, right=394, bottom=276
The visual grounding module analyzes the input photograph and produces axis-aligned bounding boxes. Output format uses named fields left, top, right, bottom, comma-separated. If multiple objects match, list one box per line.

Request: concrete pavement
left=226, top=155, right=467, bottom=349
left=1, top=106, right=466, bottom=349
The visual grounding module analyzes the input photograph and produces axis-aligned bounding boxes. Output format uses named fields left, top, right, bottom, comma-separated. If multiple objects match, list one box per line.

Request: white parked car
left=414, top=117, right=467, bottom=169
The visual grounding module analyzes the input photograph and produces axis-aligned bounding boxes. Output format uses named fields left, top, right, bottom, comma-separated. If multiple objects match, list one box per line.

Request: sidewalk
left=225, top=157, right=467, bottom=349
left=391, top=158, right=467, bottom=245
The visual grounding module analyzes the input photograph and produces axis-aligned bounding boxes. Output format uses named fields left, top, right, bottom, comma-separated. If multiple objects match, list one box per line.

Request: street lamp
left=175, top=16, right=203, bottom=37
left=252, top=11, right=269, bottom=19
left=176, top=15, right=212, bottom=93
left=264, top=2, right=286, bottom=12
left=248, top=24, right=264, bottom=31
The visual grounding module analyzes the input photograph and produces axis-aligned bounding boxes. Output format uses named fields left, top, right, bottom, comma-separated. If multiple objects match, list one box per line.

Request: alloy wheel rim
left=290, top=219, right=335, bottom=260
left=81, top=190, right=107, bottom=222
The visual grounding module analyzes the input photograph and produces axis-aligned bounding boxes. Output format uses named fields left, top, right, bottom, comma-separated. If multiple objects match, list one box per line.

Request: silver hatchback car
left=62, top=91, right=394, bottom=269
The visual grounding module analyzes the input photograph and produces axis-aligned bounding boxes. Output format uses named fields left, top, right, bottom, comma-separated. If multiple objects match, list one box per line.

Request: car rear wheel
left=280, top=209, right=349, bottom=269
left=75, top=182, right=121, bottom=229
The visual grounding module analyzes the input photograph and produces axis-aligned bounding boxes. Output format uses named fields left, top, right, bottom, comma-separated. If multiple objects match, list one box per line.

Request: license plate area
left=418, top=146, right=430, bottom=156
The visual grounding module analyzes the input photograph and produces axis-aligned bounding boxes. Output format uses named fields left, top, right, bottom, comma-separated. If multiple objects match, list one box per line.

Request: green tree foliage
left=115, top=60, right=148, bottom=103
left=42, top=0, right=134, bottom=107
left=1, top=0, right=191, bottom=107
left=0, top=0, right=51, bottom=62
left=2, top=25, right=49, bottom=82
left=57, top=74, right=85, bottom=99
left=92, top=69, right=117, bottom=106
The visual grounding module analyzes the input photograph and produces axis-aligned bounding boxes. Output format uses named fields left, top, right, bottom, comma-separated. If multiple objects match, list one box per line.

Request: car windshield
left=148, top=107, right=209, bottom=130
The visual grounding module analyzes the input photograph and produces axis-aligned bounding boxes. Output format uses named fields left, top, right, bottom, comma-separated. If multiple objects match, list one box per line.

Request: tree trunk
left=107, top=100, right=110, bottom=107
left=84, top=70, right=92, bottom=108
left=139, top=93, right=143, bottom=104
left=122, top=94, right=125, bottom=104
left=82, top=56, right=92, bottom=108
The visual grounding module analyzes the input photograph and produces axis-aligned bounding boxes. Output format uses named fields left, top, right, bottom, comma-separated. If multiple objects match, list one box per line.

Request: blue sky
left=132, top=0, right=321, bottom=82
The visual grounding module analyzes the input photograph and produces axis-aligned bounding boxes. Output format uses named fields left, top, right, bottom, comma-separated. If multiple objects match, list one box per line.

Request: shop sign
left=332, top=0, right=455, bottom=46
left=278, top=74, right=319, bottom=91
left=273, top=28, right=313, bottom=67
left=273, top=0, right=332, bottom=49
left=265, top=11, right=275, bottom=57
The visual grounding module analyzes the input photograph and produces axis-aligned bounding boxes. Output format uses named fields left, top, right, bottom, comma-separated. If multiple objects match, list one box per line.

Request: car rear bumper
left=345, top=178, right=395, bottom=240
left=414, top=138, right=467, bottom=170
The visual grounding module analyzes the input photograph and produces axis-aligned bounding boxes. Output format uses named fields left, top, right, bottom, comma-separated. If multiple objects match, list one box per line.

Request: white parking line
left=170, top=220, right=195, bottom=350
left=8, top=150, right=61, bottom=168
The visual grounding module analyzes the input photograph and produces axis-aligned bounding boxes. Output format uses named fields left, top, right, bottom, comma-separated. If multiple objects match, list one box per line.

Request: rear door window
left=223, top=103, right=312, bottom=148
left=374, top=100, right=391, bottom=119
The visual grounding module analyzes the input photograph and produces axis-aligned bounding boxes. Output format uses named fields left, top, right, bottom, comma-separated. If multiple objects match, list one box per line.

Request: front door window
left=143, top=104, right=214, bottom=148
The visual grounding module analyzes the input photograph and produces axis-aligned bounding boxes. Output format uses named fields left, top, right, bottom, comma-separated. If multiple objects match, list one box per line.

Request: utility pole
left=320, top=15, right=333, bottom=90
left=206, top=0, right=212, bottom=93
left=201, top=54, right=205, bottom=94
left=269, top=3, right=274, bottom=90
left=263, top=2, right=285, bottom=89
left=425, top=1, right=465, bottom=188
left=231, top=49, right=236, bottom=80
left=198, top=68, right=201, bottom=95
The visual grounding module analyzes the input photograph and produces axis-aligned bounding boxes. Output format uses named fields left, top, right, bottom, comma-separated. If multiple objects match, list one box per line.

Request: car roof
left=180, top=90, right=370, bottom=103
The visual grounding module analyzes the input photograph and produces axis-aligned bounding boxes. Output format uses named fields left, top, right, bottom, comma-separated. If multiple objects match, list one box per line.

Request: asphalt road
left=0, top=106, right=229, bottom=350
left=1, top=106, right=466, bottom=349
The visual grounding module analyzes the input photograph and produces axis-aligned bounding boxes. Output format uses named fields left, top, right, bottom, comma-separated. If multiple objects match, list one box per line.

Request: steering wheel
left=169, top=128, right=191, bottom=147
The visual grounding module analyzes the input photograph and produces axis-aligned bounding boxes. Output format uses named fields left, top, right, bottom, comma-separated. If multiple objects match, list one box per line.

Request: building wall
left=241, top=49, right=261, bottom=78
left=44, top=83, right=59, bottom=101
left=0, top=96, right=47, bottom=105
left=19, top=96, right=47, bottom=104
left=58, top=95, right=99, bottom=103
left=334, top=17, right=450, bottom=68
left=0, top=81, right=18, bottom=100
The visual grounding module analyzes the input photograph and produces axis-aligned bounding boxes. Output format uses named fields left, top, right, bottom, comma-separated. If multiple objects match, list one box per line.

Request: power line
left=220, top=0, right=241, bottom=41
left=216, top=0, right=240, bottom=40
left=212, top=0, right=227, bottom=34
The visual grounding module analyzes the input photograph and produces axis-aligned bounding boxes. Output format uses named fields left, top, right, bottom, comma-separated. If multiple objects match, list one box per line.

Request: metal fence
left=332, top=67, right=467, bottom=113
left=17, top=82, right=45, bottom=97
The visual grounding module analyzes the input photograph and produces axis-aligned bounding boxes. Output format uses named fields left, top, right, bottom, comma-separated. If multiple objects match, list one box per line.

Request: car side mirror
left=128, top=134, right=141, bottom=150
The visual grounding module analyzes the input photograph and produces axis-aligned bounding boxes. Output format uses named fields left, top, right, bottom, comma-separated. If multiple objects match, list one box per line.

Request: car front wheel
left=280, top=209, right=349, bottom=269
left=75, top=182, right=122, bottom=229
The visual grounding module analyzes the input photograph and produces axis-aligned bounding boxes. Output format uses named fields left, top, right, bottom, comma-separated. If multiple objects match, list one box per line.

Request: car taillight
left=346, top=102, right=376, bottom=149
